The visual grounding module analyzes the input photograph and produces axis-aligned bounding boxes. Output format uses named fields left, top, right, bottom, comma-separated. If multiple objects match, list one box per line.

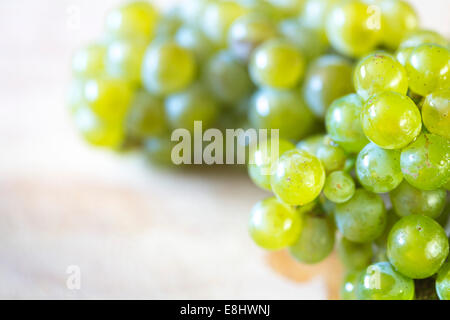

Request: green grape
left=201, top=0, right=248, bottom=46
left=175, top=25, right=214, bottom=62
left=141, top=41, right=197, bottom=95
left=356, top=142, right=403, bottom=193
left=374, top=209, right=399, bottom=247
left=249, top=39, right=305, bottom=89
left=338, top=237, right=373, bottom=271
left=228, top=14, right=277, bottom=62
left=316, top=136, right=347, bottom=173
left=144, top=135, right=177, bottom=166
left=105, top=38, right=147, bottom=85
left=436, top=202, right=450, bottom=228
left=82, top=78, right=134, bottom=121
left=406, top=44, right=450, bottom=97
left=325, top=0, right=381, bottom=58
left=203, top=51, right=253, bottom=104
left=356, top=262, right=415, bottom=300
left=296, top=134, right=325, bottom=156
left=289, top=211, right=335, bottom=264
left=248, top=138, right=296, bottom=191
left=301, top=0, right=341, bottom=39
left=378, top=0, right=419, bottom=50
left=354, top=52, right=408, bottom=101
left=387, top=215, right=449, bottom=279
left=154, top=8, right=183, bottom=38
left=303, top=55, right=354, bottom=118
left=126, top=90, right=167, bottom=139
left=341, top=270, right=361, bottom=300
left=400, top=133, right=450, bottom=190
left=399, top=29, right=449, bottom=50
left=271, top=149, right=326, bottom=206
left=390, top=180, right=446, bottom=219
left=278, top=19, right=328, bottom=62
left=361, top=91, right=422, bottom=149
left=436, top=262, right=450, bottom=300
left=105, top=1, right=159, bottom=40
left=319, top=194, right=336, bottom=218
left=249, top=88, right=315, bottom=141
left=422, top=89, right=450, bottom=139
left=249, top=197, right=302, bottom=250
left=267, top=0, right=305, bottom=17
left=325, top=94, right=368, bottom=153
left=395, top=47, right=413, bottom=67
left=73, top=105, right=125, bottom=148
left=335, top=188, right=386, bottom=243
left=72, top=43, right=106, bottom=78
left=323, top=171, right=355, bottom=204
left=165, top=84, right=219, bottom=133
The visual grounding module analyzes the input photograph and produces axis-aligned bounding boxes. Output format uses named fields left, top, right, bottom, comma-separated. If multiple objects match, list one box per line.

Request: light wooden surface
left=0, top=0, right=448, bottom=299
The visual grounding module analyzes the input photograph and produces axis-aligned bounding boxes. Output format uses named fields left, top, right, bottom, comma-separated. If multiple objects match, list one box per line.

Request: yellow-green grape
left=338, top=237, right=373, bottom=271
left=323, top=171, right=355, bottom=204
left=165, top=84, right=219, bottom=133
left=406, top=44, right=450, bottom=97
left=249, top=39, right=305, bottom=89
left=289, top=211, right=335, bottom=264
left=436, top=262, right=450, bottom=300
left=341, top=270, right=361, bottom=300
left=271, top=149, right=326, bottom=206
left=204, top=51, right=254, bottom=104
left=228, top=14, right=278, bottom=63
left=267, top=0, right=305, bottom=17
left=378, top=0, right=419, bottom=50
left=141, top=41, right=197, bottom=95
left=399, top=29, right=449, bottom=50
left=105, top=1, right=159, bottom=40
left=400, top=133, right=450, bottom=191
left=356, top=142, right=403, bottom=193
left=126, top=90, right=167, bottom=139
left=395, top=47, right=413, bottom=67
left=325, top=0, right=381, bottom=58
left=296, top=134, right=325, bottom=156
left=316, top=137, right=347, bottom=173
left=249, top=88, right=315, bottom=141
left=83, top=78, right=134, bottom=122
left=303, top=55, right=354, bottom=118
left=354, top=52, right=408, bottom=101
left=201, top=0, right=247, bottom=47
left=390, top=180, right=446, bottom=219
left=422, top=89, right=450, bottom=139
left=175, top=25, right=214, bottom=62
left=154, top=8, right=183, bottom=38
left=325, top=94, right=368, bottom=154
left=105, top=38, right=147, bottom=85
left=356, top=262, right=415, bottom=300
left=361, top=91, right=422, bottom=149
left=387, top=215, right=449, bottom=279
left=249, top=197, right=302, bottom=250
left=72, top=43, right=106, bottom=78
left=248, top=138, right=296, bottom=191
left=73, top=105, right=125, bottom=148
left=301, top=0, right=341, bottom=40
left=335, top=188, right=386, bottom=243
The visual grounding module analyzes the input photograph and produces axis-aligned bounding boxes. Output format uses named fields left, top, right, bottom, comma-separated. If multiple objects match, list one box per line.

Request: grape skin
left=340, top=270, right=361, bottom=300
left=436, top=262, right=450, bottom=300
left=337, top=237, right=373, bottom=271
left=421, top=89, right=450, bottom=140
left=323, top=171, right=355, bottom=204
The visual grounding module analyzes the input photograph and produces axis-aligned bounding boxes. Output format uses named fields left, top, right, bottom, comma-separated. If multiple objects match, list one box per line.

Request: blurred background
left=0, top=0, right=448, bottom=299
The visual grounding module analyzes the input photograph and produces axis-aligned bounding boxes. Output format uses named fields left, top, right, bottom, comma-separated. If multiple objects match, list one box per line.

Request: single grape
left=105, top=1, right=159, bottom=40
left=271, top=149, right=326, bottom=206
left=325, top=93, right=369, bottom=153
left=323, top=171, right=355, bottom=204
left=335, top=188, right=386, bottom=243
left=387, top=215, right=449, bottom=279
left=354, top=52, right=408, bottom=101
left=400, top=133, right=450, bottom=190
left=141, top=41, right=197, bottom=95
left=248, top=138, right=295, bottom=191
left=356, top=262, right=415, bottom=300
left=421, top=89, right=450, bottom=140
left=436, top=262, right=450, bottom=300
left=390, top=180, right=446, bottom=219
left=338, top=237, right=373, bottom=271
left=325, top=0, right=381, bottom=58
left=405, top=44, right=450, bottom=96
left=175, top=25, right=214, bottom=62
left=249, top=88, right=315, bottom=141
left=228, top=14, right=277, bottom=62
left=249, top=39, right=305, bottom=89
left=341, top=270, right=361, bottom=300
left=289, top=210, right=335, bottom=264
left=316, top=137, right=347, bottom=173
left=296, top=134, right=325, bottom=156
left=361, top=91, right=422, bottom=149
left=72, top=43, right=106, bottom=78
left=249, top=197, right=302, bottom=250
left=303, top=55, right=354, bottom=118
left=356, top=142, right=403, bottom=193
